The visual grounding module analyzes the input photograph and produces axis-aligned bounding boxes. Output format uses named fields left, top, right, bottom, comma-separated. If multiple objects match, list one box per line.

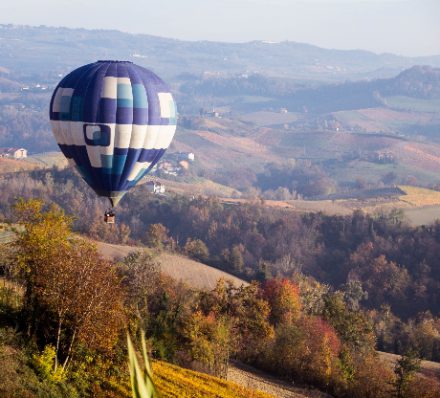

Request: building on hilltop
left=0, top=148, right=27, bottom=159
left=146, top=181, right=166, bottom=194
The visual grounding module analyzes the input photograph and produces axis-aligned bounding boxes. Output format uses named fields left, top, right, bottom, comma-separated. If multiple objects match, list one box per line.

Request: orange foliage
left=299, top=316, right=342, bottom=384
left=263, top=278, right=302, bottom=324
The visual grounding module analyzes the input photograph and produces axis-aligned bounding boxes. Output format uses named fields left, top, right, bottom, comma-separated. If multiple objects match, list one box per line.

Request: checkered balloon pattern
left=50, top=61, right=177, bottom=206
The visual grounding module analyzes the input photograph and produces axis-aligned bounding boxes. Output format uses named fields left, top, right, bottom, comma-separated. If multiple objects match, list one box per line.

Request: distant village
left=145, top=151, right=195, bottom=194
left=154, top=151, right=195, bottom=176
left=0, top=146, right=194, bottom=197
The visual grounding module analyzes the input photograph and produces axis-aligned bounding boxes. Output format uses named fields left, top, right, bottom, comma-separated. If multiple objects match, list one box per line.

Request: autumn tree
left=229, top=244, right=245, bottom=273
left=118, top=250, right=161, bottom=332
left=199, top=280, right=274, bottom=362
left=322, top=291, right=375, bottom=352
left=184, top=238, right=209, bottom=262
left=347, top=352, right=394, bottom=398
left=145, top=223, right=169, bottom=250
left=182, top=311, right=232, bottom=377
left=265, top=316, right=341, bottom=389
left=263, top=278, right=302, bottom=325
left=229, top=283, right=274, bottom=362
left=13, top=199, right=125, bottom=372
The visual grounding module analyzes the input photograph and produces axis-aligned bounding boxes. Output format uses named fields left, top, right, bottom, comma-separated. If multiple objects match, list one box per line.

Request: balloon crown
left=97, top=60, right=133, bottom=63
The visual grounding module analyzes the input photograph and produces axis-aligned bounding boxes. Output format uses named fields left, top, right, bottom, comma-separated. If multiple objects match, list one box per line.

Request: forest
left=1, top=197, right=439, bottom=398
left=0, top=167, right=439, bottom=373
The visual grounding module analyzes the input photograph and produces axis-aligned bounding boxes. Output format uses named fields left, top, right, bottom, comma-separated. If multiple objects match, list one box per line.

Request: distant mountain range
left=1, top=24, right=440, bottom=84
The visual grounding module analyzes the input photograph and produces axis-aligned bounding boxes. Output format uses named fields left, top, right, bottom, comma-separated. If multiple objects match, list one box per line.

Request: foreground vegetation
left=1, top=199, right=439, bottom=397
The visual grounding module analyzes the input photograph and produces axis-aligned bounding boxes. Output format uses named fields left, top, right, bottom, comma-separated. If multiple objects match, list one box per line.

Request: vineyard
left=152, top=361, right=276, bottom=398
left=111, top=360, right=276, bottom=398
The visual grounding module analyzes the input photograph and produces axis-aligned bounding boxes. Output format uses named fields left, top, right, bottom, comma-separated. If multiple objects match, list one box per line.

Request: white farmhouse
left=0, top=148, right=28, bottom=159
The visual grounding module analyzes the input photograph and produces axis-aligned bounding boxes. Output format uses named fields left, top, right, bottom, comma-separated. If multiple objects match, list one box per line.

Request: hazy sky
left=1, top=0, right=439, bottom=56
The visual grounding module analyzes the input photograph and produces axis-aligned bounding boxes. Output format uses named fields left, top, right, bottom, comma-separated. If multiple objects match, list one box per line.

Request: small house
left=146, top=181, right=166, bottom=194
left=0, top=148, right=28, bottom=159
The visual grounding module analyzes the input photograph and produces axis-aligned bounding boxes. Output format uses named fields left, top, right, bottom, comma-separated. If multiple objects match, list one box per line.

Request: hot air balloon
left=49, top=60, right=177, bottom=223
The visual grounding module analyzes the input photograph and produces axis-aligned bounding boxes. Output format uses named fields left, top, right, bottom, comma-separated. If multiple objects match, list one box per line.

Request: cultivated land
left=152, top=361, right=278, bottom=398
left=227, top=362, right=331, bottom=398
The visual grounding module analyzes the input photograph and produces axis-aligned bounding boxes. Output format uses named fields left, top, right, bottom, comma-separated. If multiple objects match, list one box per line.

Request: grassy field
left=0, top=157, right=41, bottom=173
left=221, top=185, right=440, bottom=225
left=142, top=177, right=240, bottom=198
left=228, top=362, right=330, bottom=398
left=220, top=197, right=352, bottom=216
left=95, top=241, right=248, bottom=290
left=25, top=152, right=68, bottom=169
left=332, top=107, right=434, bottom=133
left=0, top=152, right=68, bottom=174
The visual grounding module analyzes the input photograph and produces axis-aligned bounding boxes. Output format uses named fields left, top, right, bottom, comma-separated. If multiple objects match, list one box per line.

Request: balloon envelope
left=50, top=60, right=177, bottom=206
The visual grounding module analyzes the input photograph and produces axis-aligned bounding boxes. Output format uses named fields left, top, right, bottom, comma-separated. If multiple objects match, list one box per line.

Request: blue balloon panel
left=49, top=61, right=177, bottom=206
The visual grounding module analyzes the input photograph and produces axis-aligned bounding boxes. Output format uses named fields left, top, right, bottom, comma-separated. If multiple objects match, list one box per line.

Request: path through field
left=227, top=361, right=333, bottom=398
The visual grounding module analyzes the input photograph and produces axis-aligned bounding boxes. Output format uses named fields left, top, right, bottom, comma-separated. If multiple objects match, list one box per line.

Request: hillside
left=227, top=362, right=331, bottom=398
left=152, top=361, right=280, bottom=398
left=95, top=241, right=248, bottom=290
left=378, top=352, right=440, bottom=380
left=0, top=24, right=439, bottom=200
left=0, top=324, right=277, bottom=398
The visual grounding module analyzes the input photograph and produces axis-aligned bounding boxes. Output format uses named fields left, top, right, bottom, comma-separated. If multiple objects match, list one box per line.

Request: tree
left=36, top=242, right=125, bottom=371
left=265, top=316, right=340, bottom=389
left=263, top=278, right=302, bottom=325
left=342, top=280, right=368, bottom=311
left=229, top=244, right=245, bottom=273
left=13, top=199, right=126, bottom=372
left=145, top=223, right=169, bottom=250
left=231, top=283, right=274, bottom=362
left=119, top=250, right=161, bottom=332
left=394, top=351, right=421, bottom=398
left=184, top=238, right=209, bottom=262
left=322, top=292, right=375, bottom=352
left=348, top=352, right=394, bottom=398
left=183, top=311, right=231, bottom=377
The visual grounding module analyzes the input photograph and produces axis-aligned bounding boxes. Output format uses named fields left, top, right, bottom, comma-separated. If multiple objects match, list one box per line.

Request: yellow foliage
left=119, top=360, right=275, bottom=398
left=152, top=361, right=276, bottom=398
left=32, top=345, right=66, bottom=382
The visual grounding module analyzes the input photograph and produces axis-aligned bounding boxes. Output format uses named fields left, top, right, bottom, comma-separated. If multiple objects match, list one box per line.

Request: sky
left=0, top=0, right=439, bottom=57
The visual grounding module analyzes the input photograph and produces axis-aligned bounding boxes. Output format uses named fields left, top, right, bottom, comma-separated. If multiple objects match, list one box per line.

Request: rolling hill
left=95, top=241, right=248, bottom=290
